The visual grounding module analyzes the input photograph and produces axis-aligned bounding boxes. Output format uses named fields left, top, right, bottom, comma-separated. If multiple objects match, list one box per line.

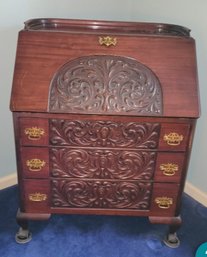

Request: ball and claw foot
left=163, top=232, right=180, bottom=248
left=15, top=227, right=32, bottom=244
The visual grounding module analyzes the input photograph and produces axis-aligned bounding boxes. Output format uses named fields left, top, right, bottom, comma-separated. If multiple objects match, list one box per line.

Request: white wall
left=0, top=0, right=206, bottom=193
left=128, top=0, right=207, bottom=194
left=0, top=0, right=132, bottom=177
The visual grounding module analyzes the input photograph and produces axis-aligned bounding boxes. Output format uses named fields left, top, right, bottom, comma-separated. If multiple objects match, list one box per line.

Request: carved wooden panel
left=50, top=119, right=160, bottom=149
left=50, top=148, right=156, bottom=180
left=48, top=55, right=163, bottom=116
left=51, top=179, right=151, bottom=209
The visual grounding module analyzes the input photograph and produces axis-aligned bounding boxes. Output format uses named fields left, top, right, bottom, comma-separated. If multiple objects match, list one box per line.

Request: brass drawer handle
left=24, top=127, right=45, bottom=140
left=99, top=36, right=117, bottom=47
left=163, top=133, right=183, bottom=146
left=155, top=197, right=173, bottom=209
left=29, top=193, right=47, bottom=202
left=160, top=163, right=179, bottom=176
left=26, top=159, right=46, bottom=171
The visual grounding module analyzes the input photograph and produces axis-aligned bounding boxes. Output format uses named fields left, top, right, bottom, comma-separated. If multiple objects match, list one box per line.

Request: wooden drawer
left=50, top=147, right=156, bottom=180
left=50, top=119, right=160, bottom=149
left=23, top=179, right=50, bottom=213
left=159, top=123, right=190, bottom=151
left=51, top=179, right=152, bottom=210
left=154, top=152, right=185, bottom=183
left=19, top=118, right=49, bottom=146
left=21, top=147, right=49, bottom=178
left=150, top=183, right=180, bottom=216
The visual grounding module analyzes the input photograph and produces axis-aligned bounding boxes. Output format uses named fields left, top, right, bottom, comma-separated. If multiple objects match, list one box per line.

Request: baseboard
left=0, top=173, right=17, bottom=190
left=184, top=182, right=207, bottom=207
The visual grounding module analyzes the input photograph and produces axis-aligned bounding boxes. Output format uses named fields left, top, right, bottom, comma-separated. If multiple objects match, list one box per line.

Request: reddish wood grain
left=10, top=19, right=200, bottom=118
left=10, top=20, right=200, bottom=232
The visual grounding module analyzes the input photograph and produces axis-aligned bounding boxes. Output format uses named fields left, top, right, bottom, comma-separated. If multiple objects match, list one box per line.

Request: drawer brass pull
left=160, top=163, right=178, bottom=176
left=163, top=133, right=183, bottom=146
left=26, top=159, right=46, bottom=171
left=99, top=36, right=117, bottom=47
left=29, top=193, right=47, bottom=202
left=24, top=127, right=45, bottom=140
left=155, top=197, right=173, bottom=209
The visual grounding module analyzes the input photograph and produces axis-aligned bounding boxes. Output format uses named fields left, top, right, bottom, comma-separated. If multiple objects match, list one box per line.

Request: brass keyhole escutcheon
left=99, top=36, right=117, bottom=47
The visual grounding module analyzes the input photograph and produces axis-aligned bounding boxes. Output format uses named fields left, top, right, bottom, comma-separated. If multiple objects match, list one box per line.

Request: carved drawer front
left=21, top=147, right=49, bottom=178
left=19, top=118, right=49, bottom=146
left=150, top=183, right=179, bottom=216
left=50, top=148, right=156, bottom=180
left=23, top=179, right=50, bottom=213
left=51, top=179, right=152, bottom=210
left=154, top=152, right=185, bottom=183
left=50, top=119, right=160, bottom=149
left=159, top=123, right=190, bottom=151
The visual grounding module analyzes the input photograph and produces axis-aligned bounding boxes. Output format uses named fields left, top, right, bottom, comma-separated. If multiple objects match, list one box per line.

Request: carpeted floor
left=0, top=185, right=207, bottom=257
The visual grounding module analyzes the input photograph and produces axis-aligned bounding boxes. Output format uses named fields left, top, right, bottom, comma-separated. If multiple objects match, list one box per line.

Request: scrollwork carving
left=52, top=179, right=151, bottom=209
left=50, top=119, right=160, bottom=149
left=50, top=148, right=156, bottom=180
left=48, top=55, right=162, bottom=116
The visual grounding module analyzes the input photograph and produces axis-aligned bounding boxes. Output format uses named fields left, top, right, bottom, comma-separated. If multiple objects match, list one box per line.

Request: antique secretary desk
left=10, top=18, right=200, bottom=247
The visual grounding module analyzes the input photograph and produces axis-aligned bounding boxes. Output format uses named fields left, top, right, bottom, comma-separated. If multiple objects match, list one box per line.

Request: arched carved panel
left=51, top=179, right=151, bottom=209
left=48, top=55, right=163, bottom=116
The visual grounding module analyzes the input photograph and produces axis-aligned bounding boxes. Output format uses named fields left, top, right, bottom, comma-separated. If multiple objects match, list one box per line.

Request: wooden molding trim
left=0, top=173, right=17, bottom=190
left=184, top=181, right=207, bottom=207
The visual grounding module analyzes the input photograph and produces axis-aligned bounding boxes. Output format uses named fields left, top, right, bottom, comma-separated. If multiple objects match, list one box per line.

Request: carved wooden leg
left=163, top=216, right=182, bottom=248
left=149, top=216, right=182, bottom=248
left=15, top=209, right=51, bottom=244
left=15, top=209, right=32, bottom=244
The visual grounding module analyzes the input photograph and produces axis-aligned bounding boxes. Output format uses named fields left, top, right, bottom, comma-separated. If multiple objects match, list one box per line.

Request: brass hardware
left=26, top=159, right=46, bottom=171
left=29, top=193, right=47, bottom=202
left=155, top=197, right=173, bottom=209
left=163, top=133, right=183, bottom=146
left=99, top=36, right=117, bottom=47
left=160, top=163, right=179, bottom=176
left=24, top=127, right=45, bottom=140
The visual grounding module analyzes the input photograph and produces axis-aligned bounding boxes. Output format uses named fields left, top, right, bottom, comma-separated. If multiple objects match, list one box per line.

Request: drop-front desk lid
left=10, top=18, right=200, bottom=118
